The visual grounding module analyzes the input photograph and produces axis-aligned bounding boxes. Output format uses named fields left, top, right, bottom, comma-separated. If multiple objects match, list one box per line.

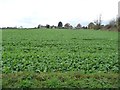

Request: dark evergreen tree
left=46, top=24, right=50, bottom=28
left=58, top=21, right=63, bottom=28
left=38, top=24, right=41, bottom=28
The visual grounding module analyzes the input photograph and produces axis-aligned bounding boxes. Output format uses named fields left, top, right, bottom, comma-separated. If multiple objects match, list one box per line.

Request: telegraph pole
left=118, top=1, right=120, bottom=17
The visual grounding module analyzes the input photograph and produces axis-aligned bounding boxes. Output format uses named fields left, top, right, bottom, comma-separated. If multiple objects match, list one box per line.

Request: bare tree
left=64, top=23, right=72, bottom=29
left=104, top=19, right=116, bottom=30
left=94, top=14, right=102, bottom=30
left=76, top=23, right=82, bottom=29
left=109, top=19, right=116, bottom=27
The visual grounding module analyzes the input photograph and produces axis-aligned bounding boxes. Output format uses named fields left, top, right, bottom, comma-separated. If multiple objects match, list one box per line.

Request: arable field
left=2, top=29, right=119, bottom=88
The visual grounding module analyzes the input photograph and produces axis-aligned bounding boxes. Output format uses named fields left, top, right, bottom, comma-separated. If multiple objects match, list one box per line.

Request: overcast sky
left=0, top=0, right=119, bottom=28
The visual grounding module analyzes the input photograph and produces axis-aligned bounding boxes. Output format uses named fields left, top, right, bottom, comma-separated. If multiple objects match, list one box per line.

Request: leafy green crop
left=2, top=29, right=118, bottom=74
left=2, top=29, right=119, bottom=88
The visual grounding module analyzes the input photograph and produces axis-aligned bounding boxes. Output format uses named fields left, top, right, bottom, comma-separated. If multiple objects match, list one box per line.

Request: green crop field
left=1, top=29, right=119, bottom=88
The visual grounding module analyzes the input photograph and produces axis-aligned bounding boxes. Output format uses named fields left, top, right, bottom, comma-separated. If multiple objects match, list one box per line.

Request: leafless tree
left=76, top=23, right=82, bottom=29
left=94, top=14, right=102, bottom=30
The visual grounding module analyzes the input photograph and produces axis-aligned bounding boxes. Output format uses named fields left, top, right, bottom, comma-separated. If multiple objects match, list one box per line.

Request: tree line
left=37, top=16, right=120, bottom=32
left=1, top=17, right=120, bottom=32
